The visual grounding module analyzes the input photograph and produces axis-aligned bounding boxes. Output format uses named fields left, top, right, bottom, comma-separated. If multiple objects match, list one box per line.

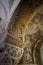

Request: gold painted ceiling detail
left=5, top=0, right=43, bottom=48
left=0, top=0, right=43, bottom=65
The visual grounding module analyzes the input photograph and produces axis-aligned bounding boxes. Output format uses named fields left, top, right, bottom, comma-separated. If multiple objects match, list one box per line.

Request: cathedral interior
left=0, top=0, right=43, bottom=65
